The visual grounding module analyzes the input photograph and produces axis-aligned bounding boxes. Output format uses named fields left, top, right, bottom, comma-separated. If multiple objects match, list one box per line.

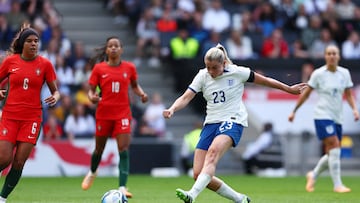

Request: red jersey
left=0, top=54, right=57, bottom=120
left=88, top=61, right=137, bottom=120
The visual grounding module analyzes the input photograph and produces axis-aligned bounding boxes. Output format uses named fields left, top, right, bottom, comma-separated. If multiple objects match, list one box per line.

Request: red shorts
left=96, top=118, right=131, bottom=137
left=0, top=118, right=42, bottom=145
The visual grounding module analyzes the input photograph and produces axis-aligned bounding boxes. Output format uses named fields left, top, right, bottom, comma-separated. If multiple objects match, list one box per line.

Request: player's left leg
left=118, top=150, right=132, bottom=198
left=82, top=136, right=108, bottom=190
left=1, top=142, right=33, bottom=199
left=116, top=133, right=132, bottom=198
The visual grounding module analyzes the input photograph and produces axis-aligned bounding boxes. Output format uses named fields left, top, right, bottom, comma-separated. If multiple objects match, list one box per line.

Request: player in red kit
left=0, top=24, right=60, bottom=202
left=81, top=36, right=148, bottom=198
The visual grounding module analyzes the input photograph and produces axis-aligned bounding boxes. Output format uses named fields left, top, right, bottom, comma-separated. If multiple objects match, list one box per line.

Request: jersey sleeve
left=344, top=69, right=353, bottom=88
left=238, top=65, right=251, bottom=82
left=88, top=65, right=99, bottom=86
left=129, top=63, right=138, bottom=82
left=44, top=59, right=57, bottom=82
left=0, top=57, right=10, bottom=81
left=188, top=69, right=205, bottom=93
left=307, top=70, right=319, bottom=89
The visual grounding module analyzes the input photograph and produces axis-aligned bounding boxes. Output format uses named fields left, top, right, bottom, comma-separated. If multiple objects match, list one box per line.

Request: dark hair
left=89, top=36, right=122, bottom=67
left=8, top=23, right=39, bottom=54
left=264, top=122, right=273, bottom=131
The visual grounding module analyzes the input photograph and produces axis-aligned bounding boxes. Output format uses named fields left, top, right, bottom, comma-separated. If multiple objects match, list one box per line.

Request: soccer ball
left=101, top=189, right=128, bottom=203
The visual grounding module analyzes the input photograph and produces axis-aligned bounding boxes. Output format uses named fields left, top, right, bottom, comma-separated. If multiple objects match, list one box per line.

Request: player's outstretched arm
left=253, top=72, right=307, bottom=95
left=163, top=89, right=196, bottom=119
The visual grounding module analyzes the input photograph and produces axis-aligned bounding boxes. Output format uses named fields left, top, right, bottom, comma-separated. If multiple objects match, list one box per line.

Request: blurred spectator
left=189, top=11, right=209, bottom=45
left=334, top=0, right=356, bottom=20
left=0, top=0, right=11, bottom=14
left=51, top=25, right=72, bottom=58
left=129, top=91, right=144, bottom=137
left=156, top=7, right=177, bottom=33
left=64, top=103, right=95, bottom=140
left=74, top=61, right=92, bottom=87
left=201, top=30, right=222, bottom=56
left=253, top=1, right=280, bottom=38
left=300, top=62, right=314, bottom=83
left=55, top=54, right=74, bottom=92
left=291, top=39, right=310, bottom=58
left=40, top=37, right=59, bottom=65
left=342, top=30, right=360, bottom=59
left=261, top=28, right=289, bottom=58
left=180, top=119, right=202, bottom=174
left=238, top=10, right=256, bottom=34
left=294, top=3, right=309, bottom=31
left=142, top=92, right=166, bottom=137
left=275, top=0, right=297, bottom=31
left=107, top=0, right=129, bottom=25
left=177, top=0, right=196, bottom=14
left=148, top=0, right=164, bottom=20
left=0, top=13, right=14, bottom=50
left=308, top=28, right=336, bottom=59
left=302, top=0, right=329, bottom=16
left=53, top=94, right=73, bottom=127
left=43, top=110, right=64, bottom=141
left=5, top=0, right=29, bottom=31
left=69, top=40, right=88, bottom=70
left=326, top=18, right=347, bottom=46
left=134, top=7, right=161, bottom=68
left=74, top=82, right=96, bottom=111
left=170, top=27, right=200, bottom=59
left=242, top=122, right=282, bottom=175
left=202, top=0, right=231, bottom=34
left=225, top=29, right=254, bottom=60
left=300, top=14, right=322, bottom=50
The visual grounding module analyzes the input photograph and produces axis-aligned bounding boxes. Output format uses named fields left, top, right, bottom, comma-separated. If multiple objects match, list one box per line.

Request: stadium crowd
left=1, top=0, right=360, bottom=140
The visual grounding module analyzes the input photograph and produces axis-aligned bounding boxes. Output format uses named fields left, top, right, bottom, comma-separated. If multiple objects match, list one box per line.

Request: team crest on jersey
left=325, top=125, right=335, bottom=134
left=228, top=79, right=234, bottom=86
left=97, top=125, right=102, bottom=131
left=123, top=73, right=128, bottom=78
left=35, top=68, right=41, bottom=76
left=1, top=129, right=8, bottom=136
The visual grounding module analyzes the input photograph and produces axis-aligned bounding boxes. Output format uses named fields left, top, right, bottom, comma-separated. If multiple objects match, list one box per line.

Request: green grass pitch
left=1, top=175, right=359, bottom=203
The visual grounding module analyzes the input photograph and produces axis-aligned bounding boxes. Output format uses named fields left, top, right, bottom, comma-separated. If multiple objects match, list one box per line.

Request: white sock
left=313, top=154, right=328, bottom=179
left=188, top=173, right=211, bottom=199
left=216, top=182, right=242, bottom=202
left=328, top=148, right=342, bottom=188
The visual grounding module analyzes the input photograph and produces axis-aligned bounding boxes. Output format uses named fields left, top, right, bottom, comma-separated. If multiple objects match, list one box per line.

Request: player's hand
left=289, top=83, right=308, bottom=94
left=0, top=89, right=6, bottom=100
left=88, top=92, right=101, bottom=103
left=354, top=109, right=359, bottom=121
left=288, top=111, right=295, bottom=122
left=163, top=109, right=173, bottom=119
left=44, top=95, right=58, bottom=107
left=140, top=93, right=148, bottom=103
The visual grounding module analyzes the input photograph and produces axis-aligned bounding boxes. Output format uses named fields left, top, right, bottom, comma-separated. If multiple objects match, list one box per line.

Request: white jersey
left=308, top=65, right=353, bottom=124
left=189, top=64, right=251, bottom=126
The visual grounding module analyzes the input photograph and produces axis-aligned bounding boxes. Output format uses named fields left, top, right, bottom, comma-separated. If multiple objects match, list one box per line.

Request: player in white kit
left=288, top=45, right=359, bottom=193
left=163, top=44, right=307, bottom=203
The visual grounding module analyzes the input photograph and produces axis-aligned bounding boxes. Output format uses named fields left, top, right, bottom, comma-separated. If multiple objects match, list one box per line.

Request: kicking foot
left=305, top=171, right=315, bottom=192
left=236, top=195, right=251, bottom=203
left=334, top=185, right=351, bottom=193
left=120, top=187, right=133, bottom=198
left=176, top=188, right=193, bottom=203
left=0, top=196, right=6, bottom=203
left=81, top=171, right=97, bottom=190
